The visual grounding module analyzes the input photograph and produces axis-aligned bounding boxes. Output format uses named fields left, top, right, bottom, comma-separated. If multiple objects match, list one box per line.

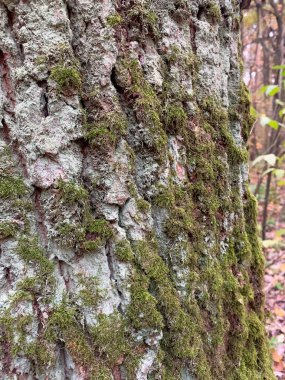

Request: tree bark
left=0, top=0, right=274, bottom=379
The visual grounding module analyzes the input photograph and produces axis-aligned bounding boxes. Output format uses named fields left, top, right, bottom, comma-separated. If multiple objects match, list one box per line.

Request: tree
left=0, top=0, right=274, bottom=379
left=242, top=0, right=285, bottom=238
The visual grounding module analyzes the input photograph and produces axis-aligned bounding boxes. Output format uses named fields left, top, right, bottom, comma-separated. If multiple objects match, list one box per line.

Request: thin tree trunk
left=0, top=0, right=274, bottom=379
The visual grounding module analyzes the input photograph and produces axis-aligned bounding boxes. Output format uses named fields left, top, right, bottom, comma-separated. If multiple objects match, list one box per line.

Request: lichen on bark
left=0, top=0, right=274, bottom=379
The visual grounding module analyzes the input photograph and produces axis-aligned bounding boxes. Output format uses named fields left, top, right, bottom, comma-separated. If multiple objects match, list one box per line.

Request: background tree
left=242, top=0, right=285, bottom=238
left=0, top=0, right=274, bottom=379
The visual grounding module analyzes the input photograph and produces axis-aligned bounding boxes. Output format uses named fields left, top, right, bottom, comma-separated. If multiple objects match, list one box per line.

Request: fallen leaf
left=272, top=349, right=283, bottom=363
left=274, top=305, right=285, bottom=317
left=279, top=263, right=285, bottom=272
left=274, top=361, right=284, bottom=372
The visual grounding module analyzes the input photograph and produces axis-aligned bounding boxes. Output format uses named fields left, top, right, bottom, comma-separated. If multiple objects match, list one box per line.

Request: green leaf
left=260, top=115, right=279, bottom=129
left=274, top=283, right=284, bottom=290
left=261, top=84, right=280, bottom=96
left=279, top=108, right=285, bottom=117
left=252, top=153, right=277, bottom=167
left=272, top=65, right=285, bottom=70
left=268, top=119, right=279, bottom=129
left=276, top=228, right=285, bottom=237
left=269, top=336, right=278, bottom=348
left=273, top=168, right=285, bottom=179
left=277, top=179, right=285, bottom=186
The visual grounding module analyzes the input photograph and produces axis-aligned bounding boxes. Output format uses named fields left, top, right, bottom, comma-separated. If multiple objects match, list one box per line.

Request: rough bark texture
left=0, top=0, right=274, bottom=379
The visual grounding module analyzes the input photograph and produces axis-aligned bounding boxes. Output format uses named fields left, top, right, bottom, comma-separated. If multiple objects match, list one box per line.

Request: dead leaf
left=272, top=349, right=283, bottom=363
left=274, top=306, right=285, bottom=317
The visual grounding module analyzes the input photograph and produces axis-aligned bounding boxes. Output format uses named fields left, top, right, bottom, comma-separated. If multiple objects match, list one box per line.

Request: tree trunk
left=0, top=0, right=274, bottom=379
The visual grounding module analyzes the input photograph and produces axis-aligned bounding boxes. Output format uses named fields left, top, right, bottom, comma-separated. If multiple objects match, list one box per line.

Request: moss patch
left=84, top=111, right=127, bottom=149
left=17, top=236, right=54, bottom=277
left=0, top=176, right=26, bottom=199
left=114, top=58, right=168, bottom=158
left=106, top=13, right=123, bottom=27
left=55, top=180, right=113, bottom=251
left=206, top=1, right=222, bottom=23
left=50, top=64, right=81, bottom=93
left=0, top=221, right=18, bottom=239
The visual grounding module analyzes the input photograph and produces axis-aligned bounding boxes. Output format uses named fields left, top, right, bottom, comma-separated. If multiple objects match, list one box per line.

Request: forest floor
left=255, top=177, right=285, bottom=379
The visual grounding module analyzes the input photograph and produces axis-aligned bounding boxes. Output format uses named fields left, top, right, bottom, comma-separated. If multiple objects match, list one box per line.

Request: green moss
left=164, top=207, right=193, bottom=238
left=164, top=103, right=187, bottom=134
left=58, top=180, right=88, bottom=204
left=0, top=314, right=14, bottom=350
left=127, top=182, right=137, bottom=198
left=229, top=81, right=255, bottom=143
left=35, top=55, right=47, bottom=65
left=44, top=300, right=98, bottom=371
left=153, top=185, right=175, bottom=208
left=14, top=272, right=48, bottom=302
left=10, top=290, right=34, bottom=307
left=127, top=273, right=164, bottom=330
left=84, top=111, right=127, bottom=148
left=127, top=5, right=159, bottom=39
left=55, top=179, right=113, bottom=250
left=136, top=198, right=150, bottom=212
left=243, top=186, right=266, bottom=311
left=129, top=172, right=267, bottom=376
left=44, top=301, right=75, bottom=342
left=0, top=221, right=18, bottom=239
left=199, top=97, right=249, bottom=165
left=220, top=124, right=249, bottom=164
left=206, top=1, right=222, bottom=23
left=0, top=312, right=43, bottom=362
left=200, top=96, right=228, bottom=126
left=161, top=365, right=180, bottom=380
left=230, top=311, right=274, bottom=380
left=13, top=275, right=54, bottom=307
left=126, top=239, right=212, bottom=377
left=57, top=215, right=113, bottom=250
left=133, top=240, right=169, bottom=282
left=115, top=58, right=167, bottom=157
left=42, top=298, right=141, bottom=378
left=56, top=180, right=114, bottom=249
left=115, top=239, right=134, bottom=262
left=106, top=13, right=123, bottom=27
left=0, top=176, right=26, bottom=199
left=90, top=367, right=113, bottom=380
left=50, top=64, right=81, bottom=93
left=85, top=218, right=113, bottom=239
left=77, top=274, right=103, bottom=308
left=91, top=313, right=128, bottom=365
left=17, top=236, right=54, bottom=277
left=18, top=276, right=37, bottom=290
left=24, top=341, right=51, bottom=368
left=185, top=52, right=202, bottom=73
left=56, top=222, right=85, bottom=247
left=81, top=240, right=103, bottom=251
left=81, top=218, right=114, bottom=251
left=164, top=45, right=181, bottom=65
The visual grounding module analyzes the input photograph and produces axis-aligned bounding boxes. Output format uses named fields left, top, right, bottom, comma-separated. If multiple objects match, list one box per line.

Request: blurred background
left=242, top=1, right=285, bottom=377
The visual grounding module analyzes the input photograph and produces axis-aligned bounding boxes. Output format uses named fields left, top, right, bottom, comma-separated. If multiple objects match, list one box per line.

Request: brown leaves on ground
left=265, top=250, right=285, bottom=378
left=262, top=200, right=285, bottom=378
